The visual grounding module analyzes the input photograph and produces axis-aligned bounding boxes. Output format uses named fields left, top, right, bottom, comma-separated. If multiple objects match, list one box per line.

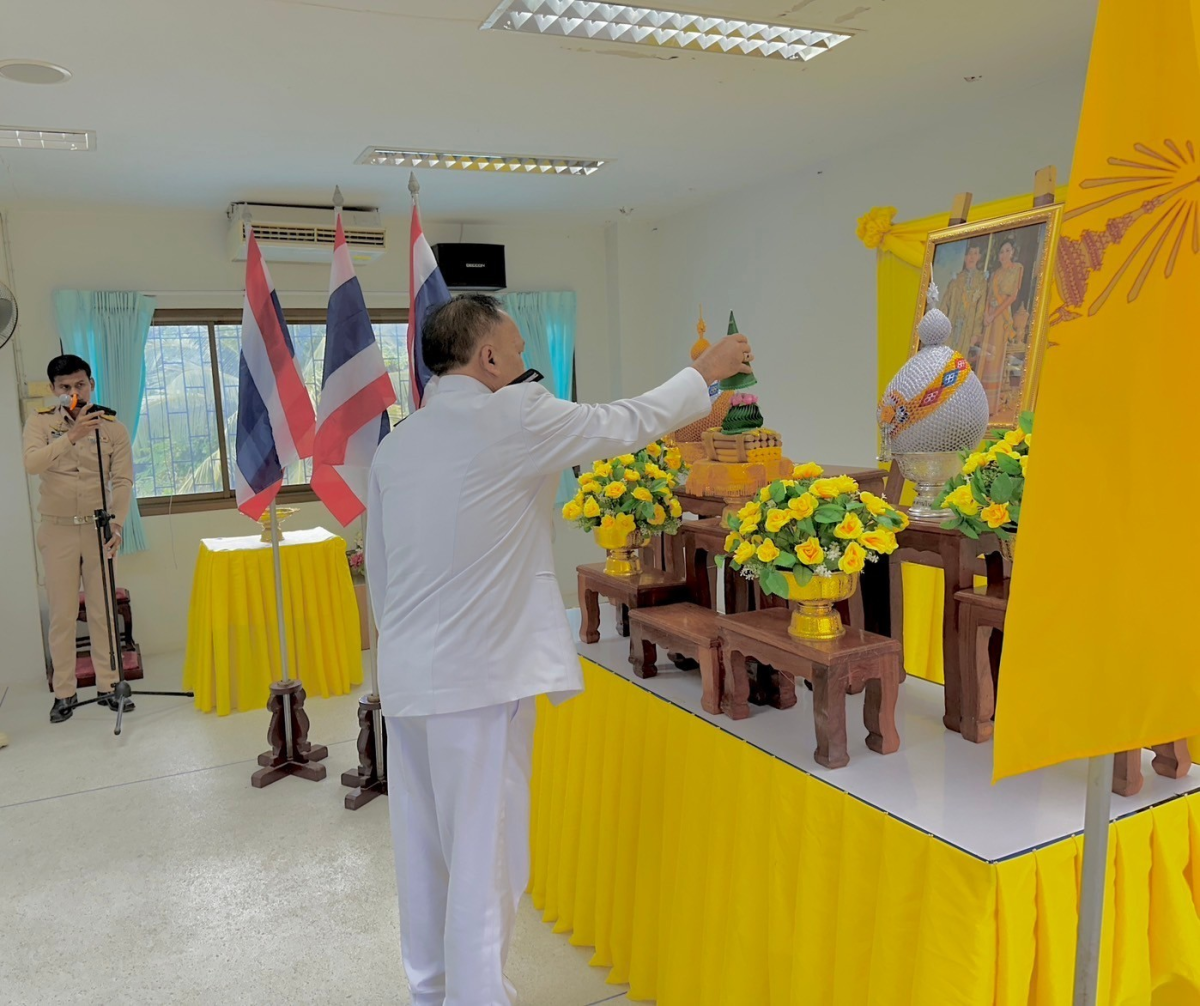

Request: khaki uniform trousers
left=38, top=517, right=117, bottom=698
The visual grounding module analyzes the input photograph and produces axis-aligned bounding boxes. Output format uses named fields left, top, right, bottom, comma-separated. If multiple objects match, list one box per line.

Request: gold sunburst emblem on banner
left=1050, top=140, right=1200, bottom=325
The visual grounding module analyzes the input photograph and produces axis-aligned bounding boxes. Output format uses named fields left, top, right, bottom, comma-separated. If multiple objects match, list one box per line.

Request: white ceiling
left=0, top=0, right=1096, bottom=220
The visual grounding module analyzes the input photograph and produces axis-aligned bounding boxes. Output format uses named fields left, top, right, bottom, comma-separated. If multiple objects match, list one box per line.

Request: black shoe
left=97, top=692, right=135, bottom=713
left=50, top=696, right=78, bottom=723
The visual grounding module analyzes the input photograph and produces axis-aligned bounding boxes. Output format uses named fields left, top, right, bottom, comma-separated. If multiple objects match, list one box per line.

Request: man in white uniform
left=367, top=294, right=752, bottom=1005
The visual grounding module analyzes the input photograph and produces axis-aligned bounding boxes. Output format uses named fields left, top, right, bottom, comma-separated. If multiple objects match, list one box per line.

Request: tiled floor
left=0, top=659, right=635, bottom=1006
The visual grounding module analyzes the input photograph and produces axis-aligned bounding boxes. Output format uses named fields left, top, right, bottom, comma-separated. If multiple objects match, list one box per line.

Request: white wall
left=632, top=67, right=1088, bottom=468
left=0, top=63, right=1088, bottom=666
left=0, top=216, right=45, bottom=686
left=1, top=207, right=611, bottom=658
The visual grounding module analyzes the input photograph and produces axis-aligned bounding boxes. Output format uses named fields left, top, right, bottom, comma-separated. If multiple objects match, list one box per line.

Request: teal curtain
left=502, top=291, right=578, bottom=504
left=53, top=290, right=155, bottom=555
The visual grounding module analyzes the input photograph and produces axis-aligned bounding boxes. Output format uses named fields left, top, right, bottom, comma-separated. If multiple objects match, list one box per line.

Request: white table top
left=201, top=526, right=339, bottom=553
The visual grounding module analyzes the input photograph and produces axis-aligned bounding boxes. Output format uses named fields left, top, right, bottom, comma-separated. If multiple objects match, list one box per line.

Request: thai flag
left=408, top=199, right=451, bottom=410
left=312, top=211, right=397, bottom=525
left=235, top=229, right=316, bottom=520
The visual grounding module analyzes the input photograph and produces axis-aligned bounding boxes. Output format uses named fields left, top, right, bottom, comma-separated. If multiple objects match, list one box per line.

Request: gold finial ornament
left=690, top=305, right=711, bottom=360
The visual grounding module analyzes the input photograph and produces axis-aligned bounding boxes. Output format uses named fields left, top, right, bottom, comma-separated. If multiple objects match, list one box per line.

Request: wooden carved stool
left=628, top=603, right=725, bottom=715
left=577, top=563, right=689, bottom=644
left=718, top=608, right=903, bottom=770
left=1113, top=741, right=1193, bottom=797
left=954, top=580, right=1010, bottom=743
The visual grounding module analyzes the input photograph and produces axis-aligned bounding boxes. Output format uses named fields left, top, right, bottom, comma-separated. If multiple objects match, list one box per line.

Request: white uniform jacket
left=366, top=368, right=711, bottom=717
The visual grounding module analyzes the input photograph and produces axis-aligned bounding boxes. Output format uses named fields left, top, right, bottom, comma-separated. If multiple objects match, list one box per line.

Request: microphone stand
left=71, top=409, right=193, bottom=734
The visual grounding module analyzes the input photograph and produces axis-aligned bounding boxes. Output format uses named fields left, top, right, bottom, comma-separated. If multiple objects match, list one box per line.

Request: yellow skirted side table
left=531, top=660, right=1200, bottom=1006
left=183, top=527, right=363, bottom=715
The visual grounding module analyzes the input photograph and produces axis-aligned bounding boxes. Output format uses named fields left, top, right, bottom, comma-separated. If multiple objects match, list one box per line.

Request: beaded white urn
left=878, top=285, right=989, bottom=518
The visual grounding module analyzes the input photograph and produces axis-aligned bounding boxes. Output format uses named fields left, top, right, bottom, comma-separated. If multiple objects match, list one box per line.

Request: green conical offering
left=718, top=311, right=758, bottom=391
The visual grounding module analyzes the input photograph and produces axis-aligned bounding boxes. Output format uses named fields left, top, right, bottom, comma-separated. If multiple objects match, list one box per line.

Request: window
left=134, top=309, right=409, bottom=514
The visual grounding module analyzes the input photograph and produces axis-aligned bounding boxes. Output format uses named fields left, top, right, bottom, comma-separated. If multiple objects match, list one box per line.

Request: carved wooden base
left=251, top=679, right=328, bottom=788
left=1112, top=741, right=1193, bottom=797
left=340, top=693, right=388, bottom=810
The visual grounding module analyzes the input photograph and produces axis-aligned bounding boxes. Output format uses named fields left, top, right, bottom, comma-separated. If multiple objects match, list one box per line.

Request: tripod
left=71, top=416, right=193, bottom=735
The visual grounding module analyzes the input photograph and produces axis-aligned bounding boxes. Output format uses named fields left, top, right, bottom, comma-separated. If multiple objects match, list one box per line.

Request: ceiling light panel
left=481, top=1, right=852, bottom=62
left=356, top=147, right=607, bottom=176
left=0, top=127, right=95, bottom=150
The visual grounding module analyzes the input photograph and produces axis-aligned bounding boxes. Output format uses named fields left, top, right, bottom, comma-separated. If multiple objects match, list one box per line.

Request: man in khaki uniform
left=23, top=355, right=135, bottom=724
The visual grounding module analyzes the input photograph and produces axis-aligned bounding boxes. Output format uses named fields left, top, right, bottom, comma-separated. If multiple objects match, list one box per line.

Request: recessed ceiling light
left=356, top=147, right=607, bottom=176
left=0, top=127, right=95, bottom=151
left=0, top=60, right=72, bottom=85
left=481, top=1, right=852, bottom=63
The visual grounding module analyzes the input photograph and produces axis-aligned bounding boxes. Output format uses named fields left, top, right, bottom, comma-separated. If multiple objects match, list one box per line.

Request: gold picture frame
left=911, top=203, right=1063, bottom=428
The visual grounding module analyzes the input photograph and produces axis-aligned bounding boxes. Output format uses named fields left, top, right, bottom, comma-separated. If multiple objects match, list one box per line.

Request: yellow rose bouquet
left=562, top=440, right=690, bottom=541
left=722, top=462, right=907, bottom=599
left=936, top=412, right=1032, bottom=542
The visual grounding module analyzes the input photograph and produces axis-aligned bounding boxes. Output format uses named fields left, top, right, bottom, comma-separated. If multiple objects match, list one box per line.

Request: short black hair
left=422, top=294, right=505, bottom=376
left=48, top=354, right=92, bottom=383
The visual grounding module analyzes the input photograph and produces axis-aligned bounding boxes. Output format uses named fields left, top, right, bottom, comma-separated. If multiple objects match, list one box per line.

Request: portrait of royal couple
left=935, top=223, right=1046, bottom=424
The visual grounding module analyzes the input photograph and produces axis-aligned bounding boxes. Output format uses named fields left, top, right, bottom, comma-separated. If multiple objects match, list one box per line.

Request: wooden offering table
left=628, top=603, right=725, bottom=714
left=578, top=564, right=690, bottom=644
left=953, top=578, right=1009, bottom=743
left=679, top=517, right=749, bottom=612
left=1113, top=742, right=1194, bottom=798
left=718, top=608, right=903, bottom=770
left=892, top=512, right=1000, bottom=732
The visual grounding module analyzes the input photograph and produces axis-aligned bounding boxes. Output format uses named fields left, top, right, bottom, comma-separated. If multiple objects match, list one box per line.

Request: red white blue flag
left=235, top=230, right=316, bottom=519
left=312, top=211, right=397, bottom=525
left=408, top=198, right=451, bottom=410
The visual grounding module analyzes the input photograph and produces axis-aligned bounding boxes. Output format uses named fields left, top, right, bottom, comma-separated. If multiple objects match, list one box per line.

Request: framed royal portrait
left=911, top=203, right=1063, bottom=428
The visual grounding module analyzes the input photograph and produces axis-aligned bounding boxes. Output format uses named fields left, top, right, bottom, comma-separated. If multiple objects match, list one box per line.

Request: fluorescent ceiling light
left=356, top=147, right=607, bottom=176
left=0, top=127, right=95, bottom=150
left=481, top=1, right=852, bottom=63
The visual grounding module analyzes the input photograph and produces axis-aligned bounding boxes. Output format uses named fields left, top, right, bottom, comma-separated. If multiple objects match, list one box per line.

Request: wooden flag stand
left=251, top=502, right=329, bottom=788
left=340, top=517, right=387, bottom=810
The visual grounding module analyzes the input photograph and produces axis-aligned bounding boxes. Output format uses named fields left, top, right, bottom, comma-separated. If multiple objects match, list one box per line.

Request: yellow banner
left=994, top=0, right=1200, bottom=779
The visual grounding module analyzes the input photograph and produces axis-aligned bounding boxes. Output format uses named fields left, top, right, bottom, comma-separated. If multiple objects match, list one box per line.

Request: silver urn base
left=891, top=452, right=963, bottom=520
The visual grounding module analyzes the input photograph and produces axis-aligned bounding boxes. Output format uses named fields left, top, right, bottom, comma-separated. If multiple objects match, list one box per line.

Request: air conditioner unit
left=227, top=202, right=387, bottom=265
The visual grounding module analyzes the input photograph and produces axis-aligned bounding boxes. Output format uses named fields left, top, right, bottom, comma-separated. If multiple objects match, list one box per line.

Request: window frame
left=136, top=307, right=408, bottom=516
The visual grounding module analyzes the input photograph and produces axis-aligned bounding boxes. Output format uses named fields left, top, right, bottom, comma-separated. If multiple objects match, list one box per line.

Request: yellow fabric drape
left=991, top=0, right=1200, bottom=780
left=531, top=660, right=1200, bottom=1005
left=867, top=191, right=1068, bottom=683
left=182, top=535, right=362, bottom=715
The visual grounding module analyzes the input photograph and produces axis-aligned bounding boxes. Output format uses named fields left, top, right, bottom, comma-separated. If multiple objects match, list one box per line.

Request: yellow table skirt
left=531, top=660, right=1200, bottom=1005
left=182, top=532, right=362, bottom=715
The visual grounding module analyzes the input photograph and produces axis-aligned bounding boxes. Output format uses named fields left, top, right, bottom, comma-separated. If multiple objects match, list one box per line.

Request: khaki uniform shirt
left=22, top=406, right=134, bottom=526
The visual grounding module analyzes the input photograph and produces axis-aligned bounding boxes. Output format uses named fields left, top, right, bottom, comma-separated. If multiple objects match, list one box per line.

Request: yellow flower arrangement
left=722, top=461, right=906, bottom=599
left=563, top=439, right=691, bottom=541
left=936, top=412, right=1032, bottom=541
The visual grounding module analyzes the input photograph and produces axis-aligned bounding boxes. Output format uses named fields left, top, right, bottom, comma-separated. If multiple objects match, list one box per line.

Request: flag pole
left=269, top=500, right=295, bottom=760
left=1072, top=753, right=1114, bottom=1005
left=361, top=510, right=384, bottom=772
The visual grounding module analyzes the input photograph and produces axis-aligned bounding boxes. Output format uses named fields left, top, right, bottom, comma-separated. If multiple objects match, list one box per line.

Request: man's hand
left=104, top=524, right=122, bottom=560
left=67, top=408, right=104, bottom=444
left=691, top=335, right=754, bottom=387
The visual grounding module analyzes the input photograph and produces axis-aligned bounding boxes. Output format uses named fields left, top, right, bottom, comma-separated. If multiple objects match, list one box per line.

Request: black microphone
left=85, top=403, right=118, bottom=417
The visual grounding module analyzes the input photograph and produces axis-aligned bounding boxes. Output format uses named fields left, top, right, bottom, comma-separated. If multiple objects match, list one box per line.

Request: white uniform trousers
left=385, top=698, right=536, bottom=1006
